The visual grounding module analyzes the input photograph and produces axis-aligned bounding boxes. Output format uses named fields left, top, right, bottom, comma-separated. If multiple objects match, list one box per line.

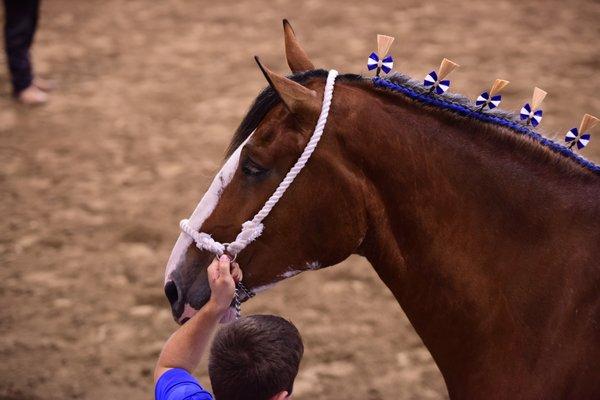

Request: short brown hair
left=208, top=314, right=304, bottom=400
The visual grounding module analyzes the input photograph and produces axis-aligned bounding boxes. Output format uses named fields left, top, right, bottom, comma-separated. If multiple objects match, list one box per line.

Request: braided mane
left=228, top=69, right=600, bottom=175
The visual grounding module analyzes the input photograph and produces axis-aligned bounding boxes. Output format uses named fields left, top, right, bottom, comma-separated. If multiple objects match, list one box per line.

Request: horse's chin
left=178, top=303, right=199, bottom=324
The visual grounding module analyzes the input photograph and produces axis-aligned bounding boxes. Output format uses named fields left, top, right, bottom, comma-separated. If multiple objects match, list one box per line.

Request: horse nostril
left=164, top=281, right=179, bottom=307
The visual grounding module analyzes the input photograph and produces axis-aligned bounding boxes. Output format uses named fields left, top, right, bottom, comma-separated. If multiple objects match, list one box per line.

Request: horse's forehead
left=254, top=105, right=289, bottom=135
left=248, top=107, right=299, bottom=152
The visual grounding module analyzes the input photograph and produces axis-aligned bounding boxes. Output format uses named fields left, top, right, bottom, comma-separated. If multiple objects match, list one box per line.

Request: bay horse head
left=164, top=21, right=367, bottom=323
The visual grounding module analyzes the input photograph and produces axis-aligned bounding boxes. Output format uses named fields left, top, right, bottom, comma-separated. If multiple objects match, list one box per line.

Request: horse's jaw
left=173, top=259, right=323, bottom=324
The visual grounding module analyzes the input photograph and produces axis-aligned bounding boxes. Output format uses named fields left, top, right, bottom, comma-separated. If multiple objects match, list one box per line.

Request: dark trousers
left=3, top=0, right=40, bottom=94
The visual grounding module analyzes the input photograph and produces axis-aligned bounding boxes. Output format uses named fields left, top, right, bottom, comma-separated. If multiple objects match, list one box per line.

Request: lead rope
left=233, top=286, right=241, bottom=318
left=180, top=69, right=339, bottom=316
left=233, top=281, right=255, bottom=319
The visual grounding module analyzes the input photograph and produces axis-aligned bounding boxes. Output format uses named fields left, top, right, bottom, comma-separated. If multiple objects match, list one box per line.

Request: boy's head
left=208, top=314, right=304, bottom=400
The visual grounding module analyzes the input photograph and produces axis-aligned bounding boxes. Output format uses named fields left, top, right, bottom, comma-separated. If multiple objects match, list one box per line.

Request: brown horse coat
left=164, top=22, right=600, bottom=399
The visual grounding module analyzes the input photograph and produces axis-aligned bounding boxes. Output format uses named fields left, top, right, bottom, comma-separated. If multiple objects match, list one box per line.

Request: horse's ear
left=255, top=56, right=319, bottom=115
left=283, top=19, right=315, bottom=73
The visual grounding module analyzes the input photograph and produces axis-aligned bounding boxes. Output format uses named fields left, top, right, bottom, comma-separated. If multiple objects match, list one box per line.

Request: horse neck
left=337, top=84, right=600, bottom=394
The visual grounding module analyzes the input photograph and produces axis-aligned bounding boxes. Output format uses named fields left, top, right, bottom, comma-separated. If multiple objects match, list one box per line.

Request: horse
left=163, top=21, right=600, bottom=398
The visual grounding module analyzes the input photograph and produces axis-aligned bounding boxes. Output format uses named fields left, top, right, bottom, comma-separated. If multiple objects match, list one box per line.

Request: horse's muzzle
left=164, top=280, right=184, bottom=319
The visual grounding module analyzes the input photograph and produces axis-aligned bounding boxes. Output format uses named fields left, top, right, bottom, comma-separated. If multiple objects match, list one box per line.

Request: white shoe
left=17, top=85, right=49, bottom=105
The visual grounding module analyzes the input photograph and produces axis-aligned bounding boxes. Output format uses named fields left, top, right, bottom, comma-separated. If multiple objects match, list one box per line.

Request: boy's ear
left=270, top=391, right=289, bottom=400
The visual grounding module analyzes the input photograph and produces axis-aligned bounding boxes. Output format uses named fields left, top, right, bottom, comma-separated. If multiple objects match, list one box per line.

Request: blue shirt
left=155, top=368, right=213, bottom=400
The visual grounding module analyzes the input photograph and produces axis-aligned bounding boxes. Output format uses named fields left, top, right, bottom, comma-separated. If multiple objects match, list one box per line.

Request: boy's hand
left=154, top=255, right=243, bottom=381
left=207, top=255, right=243, bottom=314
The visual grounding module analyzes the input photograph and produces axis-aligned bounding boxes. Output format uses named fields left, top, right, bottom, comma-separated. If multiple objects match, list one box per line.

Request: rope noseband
left=180, top=69, right=339, bottom=259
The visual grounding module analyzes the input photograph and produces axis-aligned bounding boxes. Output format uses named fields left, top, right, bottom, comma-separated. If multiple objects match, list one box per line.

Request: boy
left=154, top=255, right=304, bottom=400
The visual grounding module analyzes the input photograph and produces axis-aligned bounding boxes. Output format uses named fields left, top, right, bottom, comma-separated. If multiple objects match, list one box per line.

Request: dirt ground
left=1, top=0, right=598, bottom=399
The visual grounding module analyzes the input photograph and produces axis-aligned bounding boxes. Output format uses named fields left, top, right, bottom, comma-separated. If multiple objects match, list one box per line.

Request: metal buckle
left=220, top=243, right=237, bottom=262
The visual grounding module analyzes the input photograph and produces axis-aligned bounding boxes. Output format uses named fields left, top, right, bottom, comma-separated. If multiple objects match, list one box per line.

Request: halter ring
left=220, top=243, right=237, bottom=262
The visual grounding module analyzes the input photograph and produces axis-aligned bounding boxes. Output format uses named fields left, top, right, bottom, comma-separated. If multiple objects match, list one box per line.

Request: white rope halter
left=180, top=69, right=339, bottom=258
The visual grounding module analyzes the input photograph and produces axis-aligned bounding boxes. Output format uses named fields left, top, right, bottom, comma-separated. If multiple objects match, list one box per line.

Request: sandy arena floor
left=1, top=0, right=599, bottom=399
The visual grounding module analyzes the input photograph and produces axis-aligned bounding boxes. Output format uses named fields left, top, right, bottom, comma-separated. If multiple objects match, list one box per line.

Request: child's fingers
left=231, top=262, right=243, bottom=284
left=207, top=258, right=219, bottom=281
left=217, top=254, right=231, bottom=279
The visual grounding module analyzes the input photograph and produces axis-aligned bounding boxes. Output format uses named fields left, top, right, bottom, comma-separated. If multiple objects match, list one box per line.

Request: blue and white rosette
left=423, top=71, right=451, bottom=95
left=565, top=128, right=591, bottom=150
left=520, top=103, right=543, bottom=127
left=476, top=92, right=502, bottom=110
left=367, top=52, right=394, bottom=75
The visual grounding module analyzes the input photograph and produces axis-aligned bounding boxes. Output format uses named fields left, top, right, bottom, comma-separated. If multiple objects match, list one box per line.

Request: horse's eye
left=242, top=158, right=267, bottom=177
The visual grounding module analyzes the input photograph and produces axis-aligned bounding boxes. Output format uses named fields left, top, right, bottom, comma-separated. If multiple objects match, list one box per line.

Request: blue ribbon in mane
left=372, top=76, right=600, bottom=175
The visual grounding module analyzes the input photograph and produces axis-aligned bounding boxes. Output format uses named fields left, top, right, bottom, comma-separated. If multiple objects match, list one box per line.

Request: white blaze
left=164, top=133, right=254, bottom=284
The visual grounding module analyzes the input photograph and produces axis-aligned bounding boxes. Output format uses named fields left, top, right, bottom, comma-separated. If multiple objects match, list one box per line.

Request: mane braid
left=228, top=70, right=599, bottom=175
left=374, top=73, right=600, bottom=175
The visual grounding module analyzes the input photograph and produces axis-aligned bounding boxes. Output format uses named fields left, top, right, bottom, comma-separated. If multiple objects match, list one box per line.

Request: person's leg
left=25, top=0, right=54, bottom=92
left=3, top=0, right=40, bottom=95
